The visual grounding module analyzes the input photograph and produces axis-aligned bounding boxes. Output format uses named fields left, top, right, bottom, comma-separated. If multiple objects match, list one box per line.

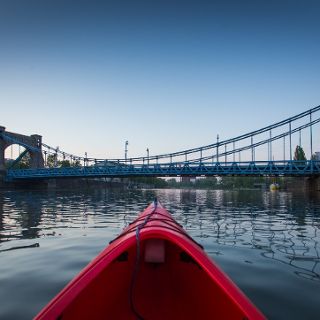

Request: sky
left=1, top=0, right=320, bottom=160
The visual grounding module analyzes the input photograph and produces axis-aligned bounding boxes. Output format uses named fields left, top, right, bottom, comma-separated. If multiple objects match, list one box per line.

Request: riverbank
left=0, top=176, right=318, bottom=191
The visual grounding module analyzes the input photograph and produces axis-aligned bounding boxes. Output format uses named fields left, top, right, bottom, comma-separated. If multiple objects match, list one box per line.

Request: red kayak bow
left=35, top=199, right=265, bottom=319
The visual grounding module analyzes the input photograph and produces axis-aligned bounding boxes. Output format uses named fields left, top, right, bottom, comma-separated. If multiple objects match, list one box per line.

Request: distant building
left=315, top=152, right=320, bottom=160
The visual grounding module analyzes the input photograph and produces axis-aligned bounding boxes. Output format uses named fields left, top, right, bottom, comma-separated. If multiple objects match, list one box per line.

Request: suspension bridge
left=1, top=105, right=320, bottom=182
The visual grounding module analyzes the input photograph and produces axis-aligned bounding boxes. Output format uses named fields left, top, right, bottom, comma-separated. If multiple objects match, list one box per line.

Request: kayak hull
left=35, top=201, right=265, bottom=319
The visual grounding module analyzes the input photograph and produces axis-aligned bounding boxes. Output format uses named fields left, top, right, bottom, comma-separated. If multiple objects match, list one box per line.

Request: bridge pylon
left=0, top=126, right=44, bottom=172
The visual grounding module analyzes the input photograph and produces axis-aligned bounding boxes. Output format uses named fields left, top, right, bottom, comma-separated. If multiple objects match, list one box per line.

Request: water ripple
left=0, top=188, right=319, bottom=319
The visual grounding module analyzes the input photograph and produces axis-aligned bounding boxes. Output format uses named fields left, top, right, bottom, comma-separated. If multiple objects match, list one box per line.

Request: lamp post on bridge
left=84, top=152, right=87, bottom=167
left=44, top=151, right=47, bottom=167
left=146, top=148, right=149, bottom=165
left=216, top=134, right=219, bottom=163
left=125, top=141, right=129, bottom=162
left=299, top=129, right=301, bottom=147
left=54, top=147, right=59, bottom=167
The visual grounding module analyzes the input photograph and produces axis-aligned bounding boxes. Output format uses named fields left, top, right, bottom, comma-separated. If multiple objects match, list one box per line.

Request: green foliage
left=19, top=155, right=31, bottom=169
left=59, top=160, right=71, bottom=167
left=46, top=155, right=82, bottom=168
left=194, top=177, right=218, bottom=189
left=219, top=176, right=266, bottom=189
left=165, top=176, right=271, bottom=190
left=46, top=154, right=56, bottom=168
left=166, top=178, right=193, bottom=188
left=294, top=145, right=306, bottom=161
left=130, top=177, right=168, bottom=188
left=6, top=153, right=31, bottom=169
left=166, top=177, right=218, bottom=189
left=72, top=160, right=82, bottom=167
left=166, top=178, right=178, bottom=187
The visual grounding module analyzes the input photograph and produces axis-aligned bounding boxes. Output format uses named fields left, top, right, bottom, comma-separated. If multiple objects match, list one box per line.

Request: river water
left=0, top=188, right=319, bottom=319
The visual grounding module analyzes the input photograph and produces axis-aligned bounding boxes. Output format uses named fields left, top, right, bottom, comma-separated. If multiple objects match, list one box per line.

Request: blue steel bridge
left=1, top=105, right=320, bottom=181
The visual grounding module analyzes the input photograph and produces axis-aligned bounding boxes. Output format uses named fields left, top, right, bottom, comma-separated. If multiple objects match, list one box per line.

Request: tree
left=219, top=176, right=266, bottom=189
left=167, top=178, right=178, bottom=188
left=130, top=177, right=168, bottom=188
left=46, top=154, right=56, bottom=168
left=194, top=177, right=218, bottom=189
left=71, top=159, right=82, bottom=167
left=46, top=155, right=82, bottom=168
left=19, top=153, right=31, bottom=168
left=59, top=160, right=71, bottom=167
left=293, top=146, right=306, bottom=161
left=6, top=153, right=31, bottom=169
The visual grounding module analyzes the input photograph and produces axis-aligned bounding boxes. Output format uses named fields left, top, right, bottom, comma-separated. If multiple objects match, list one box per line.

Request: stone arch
left=0, top=126, right=44, bottom=171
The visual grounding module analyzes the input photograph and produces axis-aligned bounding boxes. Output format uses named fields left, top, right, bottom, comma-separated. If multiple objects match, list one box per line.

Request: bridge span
left=5, top=160, right=320, bottom=181
left=1, top=105, right=320, bottom=181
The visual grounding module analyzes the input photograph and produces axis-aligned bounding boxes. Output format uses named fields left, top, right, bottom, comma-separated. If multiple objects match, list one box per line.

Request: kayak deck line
left=35, top=200, right=266, bottom=320
left=110, top=207, right=203, bottom=250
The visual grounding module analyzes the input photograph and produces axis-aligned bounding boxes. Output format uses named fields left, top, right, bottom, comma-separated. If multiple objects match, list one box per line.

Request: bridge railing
left=5, top=160, right=320, bottom=180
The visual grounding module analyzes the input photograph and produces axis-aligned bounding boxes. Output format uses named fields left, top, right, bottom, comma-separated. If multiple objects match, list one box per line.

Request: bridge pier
left=305, top=176, right=320, bottom=192
left=47, top=179, right=57, bottom=189
left=0, top=126, right=6, bottom=172
left=29, top=134, right=44, bottom=169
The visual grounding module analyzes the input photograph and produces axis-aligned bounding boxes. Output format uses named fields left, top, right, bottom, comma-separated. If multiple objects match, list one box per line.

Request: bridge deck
left=5, top=161, right=320, bottom=180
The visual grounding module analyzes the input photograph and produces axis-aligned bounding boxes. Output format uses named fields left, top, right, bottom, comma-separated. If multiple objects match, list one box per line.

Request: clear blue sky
left=1, top=0, right=320, bottom=159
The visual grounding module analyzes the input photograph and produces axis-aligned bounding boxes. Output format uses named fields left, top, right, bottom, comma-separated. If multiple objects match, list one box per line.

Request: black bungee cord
left=129, top=198, right=158, bottom=320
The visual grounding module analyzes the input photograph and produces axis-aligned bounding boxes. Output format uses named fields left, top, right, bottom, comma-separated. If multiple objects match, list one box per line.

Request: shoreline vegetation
left=130, top=176, right=315, bottom=190
left=0, top=176, right=314, bottom=191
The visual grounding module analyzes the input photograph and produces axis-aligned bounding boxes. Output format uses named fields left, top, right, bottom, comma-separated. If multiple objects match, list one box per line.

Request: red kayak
left=35, top=200, right=265, bottom=319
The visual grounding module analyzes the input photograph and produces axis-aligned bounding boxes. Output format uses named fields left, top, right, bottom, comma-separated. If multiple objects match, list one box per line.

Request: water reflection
left=157, top=189, right=320, bottom=283
left=0, top=188, right=319, bottom=283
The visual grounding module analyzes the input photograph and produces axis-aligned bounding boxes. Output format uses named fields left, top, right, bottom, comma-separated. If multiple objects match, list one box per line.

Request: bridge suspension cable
left=39, top=105, right=320, bottom=166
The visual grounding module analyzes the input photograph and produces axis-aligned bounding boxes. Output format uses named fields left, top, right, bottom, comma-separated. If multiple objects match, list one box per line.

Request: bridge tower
left=0, top=126, right=44, bottom=172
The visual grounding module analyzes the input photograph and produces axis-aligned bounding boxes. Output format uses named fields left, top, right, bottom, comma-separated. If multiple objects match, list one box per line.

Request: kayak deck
left=60, top=241, right=245, bottom=319
left=36, top=201, right=265, bottom=319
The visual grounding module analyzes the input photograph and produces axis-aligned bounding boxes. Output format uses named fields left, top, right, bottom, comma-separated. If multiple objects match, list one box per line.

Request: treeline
left=165, top=176, right=304, bottom=190
left=129, top=177, right=168, bottom=188
left=166, top=177, right=268, bottom=189
left=130, top=176, right=282, bottom=190
left=5, top=154, right=82, bottom=169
